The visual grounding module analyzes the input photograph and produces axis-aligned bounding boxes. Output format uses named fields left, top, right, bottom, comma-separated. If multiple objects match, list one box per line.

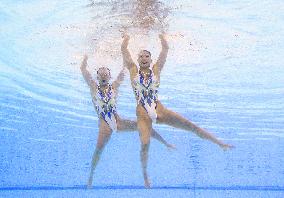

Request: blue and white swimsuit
left=133, top=68, right=159, bottom=122
left=92, top=84, right=117, bottom=131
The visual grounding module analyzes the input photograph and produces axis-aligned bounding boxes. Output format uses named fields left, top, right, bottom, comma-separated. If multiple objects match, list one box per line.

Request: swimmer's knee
left=140, top=143, right=150, bottom=153
left=140, top=135, right=150, bottom=145
left=96, top=136, right=111, bottom=149
left=96, top=143, right=104, bottom=150
left=96, top=140, right=109, bottom=150
left=116, top=124, right=122, bottom=131
left=94, top=147, right=103, bottom=155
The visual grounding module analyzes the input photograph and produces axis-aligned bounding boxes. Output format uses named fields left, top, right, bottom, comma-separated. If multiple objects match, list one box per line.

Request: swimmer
left=121, top=34, right=234, bottom=188
left=80, top=55, right=174, bottom=188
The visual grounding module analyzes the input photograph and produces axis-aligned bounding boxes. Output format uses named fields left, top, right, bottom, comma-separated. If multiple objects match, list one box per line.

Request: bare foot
left=87, top=177, right=93, bottom=189
left=167, top=143, right=176, bottom=150
left=144, top=179, right=151, bottom=188
left=220, top=143, right=235, bottom=151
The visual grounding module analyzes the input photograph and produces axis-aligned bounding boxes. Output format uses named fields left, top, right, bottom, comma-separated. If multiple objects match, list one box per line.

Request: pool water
left=0, top=0, right=284, bottom=197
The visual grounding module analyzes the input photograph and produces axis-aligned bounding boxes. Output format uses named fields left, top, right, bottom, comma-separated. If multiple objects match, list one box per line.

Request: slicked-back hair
left=140, top=50, right=151, bottom=57
left=97, top=67, right=111, bottom=77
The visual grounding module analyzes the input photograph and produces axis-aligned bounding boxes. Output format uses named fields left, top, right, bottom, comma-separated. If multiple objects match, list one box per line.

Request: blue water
left=1, top=0, right=284, bottom=197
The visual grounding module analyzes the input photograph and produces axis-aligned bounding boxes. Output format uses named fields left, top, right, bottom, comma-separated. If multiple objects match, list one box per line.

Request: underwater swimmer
left=80, top=55, right=174, bottom=188
left=121, top=34, right=234, bottom=188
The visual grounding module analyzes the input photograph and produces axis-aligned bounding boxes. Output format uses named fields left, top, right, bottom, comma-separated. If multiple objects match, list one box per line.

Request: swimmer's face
left=97, top=67, right=111, bottom=86
left=137, top=50, right=152, bottom=68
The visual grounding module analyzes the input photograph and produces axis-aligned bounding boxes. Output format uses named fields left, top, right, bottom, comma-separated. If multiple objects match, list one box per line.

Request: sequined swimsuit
left=92, top=84, right=117, bottom=131
left=133, top=68, right=159, bottom=122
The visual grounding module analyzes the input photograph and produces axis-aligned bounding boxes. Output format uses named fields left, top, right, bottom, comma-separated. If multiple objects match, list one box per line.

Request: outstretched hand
left=122, top=33, right=130, bottom=41
left=159, top=33, right=167, bottom=41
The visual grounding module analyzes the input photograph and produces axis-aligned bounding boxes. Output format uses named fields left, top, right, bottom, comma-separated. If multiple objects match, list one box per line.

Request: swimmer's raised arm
left=154, top=34, right=169, bottom=73
left=112, top=67, right=126, bottom=95
left=121, top=35, right=135, bottom=70
left=80, top=55, right=96, bottom=88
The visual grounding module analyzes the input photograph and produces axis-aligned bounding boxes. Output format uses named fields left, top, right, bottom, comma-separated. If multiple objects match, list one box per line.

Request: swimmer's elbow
left=121, top=47, right=128, bottom=58
left=161, top=39, right=169, bottom=49
left=80, top=67, right=84, bottom=74
left=121, top=41, right=128, bottom=51
left=80, top=62, right=87, bottom=70
left=122, top=58, right=133, bottom=69
left=162, top=45, right=169, bottom=54
left=163, top=43, right=169, bottom=50
left=124, top=62, right=132, bottom=70
left=80, top=66, right=87, bottom=74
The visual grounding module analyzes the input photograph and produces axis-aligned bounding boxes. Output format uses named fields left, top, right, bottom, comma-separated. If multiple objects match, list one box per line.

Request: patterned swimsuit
left=92, top=84, right=117, bottom=131
left=133, top=68, right=159, bottom=122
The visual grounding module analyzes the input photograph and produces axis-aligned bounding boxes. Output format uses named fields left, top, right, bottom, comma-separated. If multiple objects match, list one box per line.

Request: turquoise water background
left=1, top=0, right=284, bottom=197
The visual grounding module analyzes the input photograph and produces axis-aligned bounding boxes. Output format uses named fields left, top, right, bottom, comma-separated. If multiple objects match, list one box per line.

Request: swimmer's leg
left=136, top=106, right=152, bottom=188
left=156, top=103, right=233, bottom=150
left=87, top=119, right=112, bottom=188
left=116, top=117, right=175, bottom=149
left=150, top=128, right=176, bottom=149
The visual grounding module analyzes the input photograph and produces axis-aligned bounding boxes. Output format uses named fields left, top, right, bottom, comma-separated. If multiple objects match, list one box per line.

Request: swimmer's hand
left=159, top=34, right=165, bottom=39
left=220, top=143, right=235, bottom=151
left=159, top=33, right=168, bottom=41
left=122, top=33, right=130, bottom=42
